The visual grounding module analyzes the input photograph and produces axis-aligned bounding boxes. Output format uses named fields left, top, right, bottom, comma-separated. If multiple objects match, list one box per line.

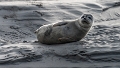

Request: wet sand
left=0, top=0, right=120, bottom=67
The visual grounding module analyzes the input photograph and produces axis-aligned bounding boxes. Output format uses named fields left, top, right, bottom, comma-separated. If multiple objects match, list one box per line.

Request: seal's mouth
left=82, top=20, right=89, bottom=24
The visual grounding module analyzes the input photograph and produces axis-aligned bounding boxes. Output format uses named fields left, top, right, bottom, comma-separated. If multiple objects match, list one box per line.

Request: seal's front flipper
left=44, top=26, right=52, bottom=36
left=53, top=22, right=68, bottom=27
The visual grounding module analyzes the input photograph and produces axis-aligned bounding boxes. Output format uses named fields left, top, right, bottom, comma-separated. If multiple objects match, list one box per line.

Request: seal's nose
left=82, top=20, right=89, bottom=24
left=83, top=18, right=86, bottom=20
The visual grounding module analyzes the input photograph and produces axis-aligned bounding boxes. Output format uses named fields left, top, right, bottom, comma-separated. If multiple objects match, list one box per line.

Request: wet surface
left=0, top=0, right=120, bottom=67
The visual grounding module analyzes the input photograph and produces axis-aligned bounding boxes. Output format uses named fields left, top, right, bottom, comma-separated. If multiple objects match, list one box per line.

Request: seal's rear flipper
left=34, top=31, right=37, bottom=34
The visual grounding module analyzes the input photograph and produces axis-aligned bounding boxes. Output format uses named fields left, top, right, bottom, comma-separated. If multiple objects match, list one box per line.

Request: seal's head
left=79, top=14, right=93, bottom=28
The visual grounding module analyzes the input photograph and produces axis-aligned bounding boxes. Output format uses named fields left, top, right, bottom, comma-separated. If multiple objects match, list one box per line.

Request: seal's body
left=35, top=14, right=93, bottom=44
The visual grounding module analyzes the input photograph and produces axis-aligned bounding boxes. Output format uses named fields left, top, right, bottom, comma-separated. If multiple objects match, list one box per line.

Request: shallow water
left=0, top=0, right=120, bottom=67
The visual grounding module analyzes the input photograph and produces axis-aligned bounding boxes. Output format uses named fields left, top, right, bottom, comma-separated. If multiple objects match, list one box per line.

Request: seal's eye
left=88, top=17, right=92, bottom=20
left=81, top=16, right=85, bottom=18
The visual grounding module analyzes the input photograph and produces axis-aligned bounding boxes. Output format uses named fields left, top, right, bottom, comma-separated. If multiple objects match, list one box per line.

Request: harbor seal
left=35, top=14, right=93, bottom=44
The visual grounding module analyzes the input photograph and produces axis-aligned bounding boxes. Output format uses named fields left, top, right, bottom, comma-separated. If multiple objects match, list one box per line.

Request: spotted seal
left=35, top=14, right=93, bottom=44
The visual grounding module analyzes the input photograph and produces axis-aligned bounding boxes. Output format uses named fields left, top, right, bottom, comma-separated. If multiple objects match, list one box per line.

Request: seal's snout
left=82, top=20, right=89, bottom=24
left=81, top=18, right=90, bottom=24
left=82, top=17, right=87, bottom=20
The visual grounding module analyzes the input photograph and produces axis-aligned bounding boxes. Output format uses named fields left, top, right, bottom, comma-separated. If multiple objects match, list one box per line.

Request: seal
left=35, top=14, right=93, bottom=44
